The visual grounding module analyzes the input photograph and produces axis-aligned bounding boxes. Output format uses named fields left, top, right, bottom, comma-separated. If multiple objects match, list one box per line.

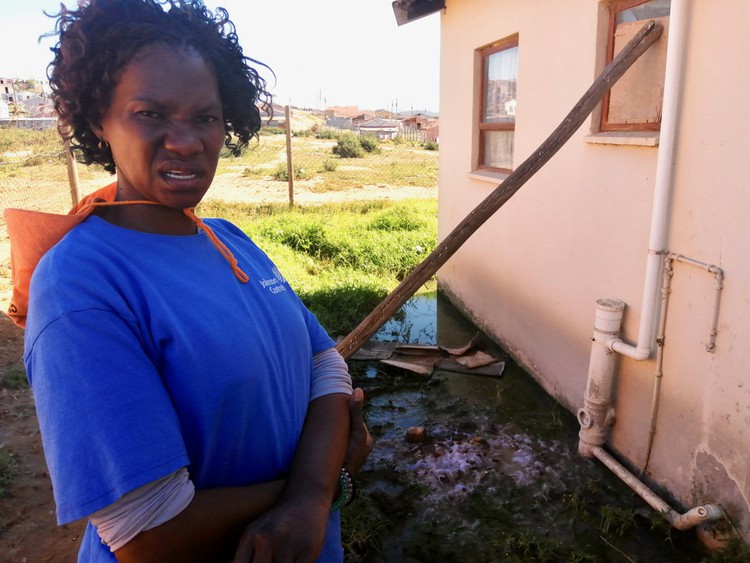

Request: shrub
left=423, top=140, right=439, bottom=151
left=272, top=163, right=312, bottom=181
left=242, top=166, right=264, bottom=178
left=332, top=133, right=364, bottom=158
left=260, top=126, right=286, bottom=136
left=316, top=129, right=340, bottom=140
left=293, top=129, right=313, bottom=137
left=359, top=135, right=381, bottom=154
left=321, top=159, right=338, bottom=173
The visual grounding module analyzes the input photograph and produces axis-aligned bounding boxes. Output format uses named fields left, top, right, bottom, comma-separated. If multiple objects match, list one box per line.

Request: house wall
left=437, top=0, right=750, bottom=541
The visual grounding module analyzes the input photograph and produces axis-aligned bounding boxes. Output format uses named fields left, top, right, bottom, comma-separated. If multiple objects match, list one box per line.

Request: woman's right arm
left=115, top=388, right=372, bottom=563
left=115, top=480, right=285, bottom=563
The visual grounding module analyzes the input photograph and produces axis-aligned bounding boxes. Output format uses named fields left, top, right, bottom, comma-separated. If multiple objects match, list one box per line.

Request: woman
left=23, top=0, right=371, bottom=561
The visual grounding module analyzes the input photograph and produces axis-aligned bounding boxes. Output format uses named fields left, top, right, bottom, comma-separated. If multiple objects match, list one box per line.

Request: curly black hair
left=47, top=0, right=272, bottom=173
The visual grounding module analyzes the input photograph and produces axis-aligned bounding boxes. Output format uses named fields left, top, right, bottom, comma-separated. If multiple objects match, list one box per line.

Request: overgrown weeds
left=197, top=199, right=438, bottom=337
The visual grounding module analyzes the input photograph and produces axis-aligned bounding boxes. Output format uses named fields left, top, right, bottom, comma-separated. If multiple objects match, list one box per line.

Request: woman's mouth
left=164, top=170, right=199, bottom=180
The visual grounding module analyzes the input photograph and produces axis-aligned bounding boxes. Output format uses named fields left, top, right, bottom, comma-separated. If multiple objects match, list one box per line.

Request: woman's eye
left=137, top=110, right=162, bottom=119
left=197, top=115, right=219, bottom=124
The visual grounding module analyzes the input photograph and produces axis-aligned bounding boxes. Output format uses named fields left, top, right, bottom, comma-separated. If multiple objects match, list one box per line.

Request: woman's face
left=93, top=45, right=226, bottom=209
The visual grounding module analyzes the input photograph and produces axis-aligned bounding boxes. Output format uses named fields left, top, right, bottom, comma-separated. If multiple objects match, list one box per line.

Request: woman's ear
left=89, top=121, right=104, bottom=139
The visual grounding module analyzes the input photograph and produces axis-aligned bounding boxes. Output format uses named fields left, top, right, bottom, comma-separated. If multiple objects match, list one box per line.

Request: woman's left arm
left=233, top=392, right=350, bottom=562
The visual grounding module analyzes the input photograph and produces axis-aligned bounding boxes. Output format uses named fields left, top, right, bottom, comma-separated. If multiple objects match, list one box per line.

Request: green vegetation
left=0, top=360, right=28, bottom=390
left=0, top=449, right=16, bottom=498
left=271, top=163, right=312, bottom=181
left=196, top=199, right=438, bottom=336
left=0, top=127, right=65, bottom=178
left=332, top=133, right=365, bottom=158
left=212, top=132, right=437, bottom=191
left=0, top=127, right=112, bottom=186
left=358, top=135, right=381, bottom=154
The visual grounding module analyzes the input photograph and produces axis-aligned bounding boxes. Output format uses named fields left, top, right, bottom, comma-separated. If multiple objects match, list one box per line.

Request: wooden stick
left=337, top=20, right=663, bottom=359
left=64, top=137, right=81, bottom=206
left=285, top=105, right=294, bottom=207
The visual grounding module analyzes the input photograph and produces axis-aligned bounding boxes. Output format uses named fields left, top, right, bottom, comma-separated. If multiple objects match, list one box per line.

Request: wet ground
left=343, top=290, right=712, bottom=562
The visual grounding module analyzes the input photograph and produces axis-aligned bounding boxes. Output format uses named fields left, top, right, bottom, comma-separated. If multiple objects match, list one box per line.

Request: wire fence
left=0, top=114, right=439, bottom=305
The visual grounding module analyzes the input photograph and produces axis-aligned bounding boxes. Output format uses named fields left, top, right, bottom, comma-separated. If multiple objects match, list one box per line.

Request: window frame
left=600, top=0, right=669, bottom=132
left=477, top=34, right=519, bottom=174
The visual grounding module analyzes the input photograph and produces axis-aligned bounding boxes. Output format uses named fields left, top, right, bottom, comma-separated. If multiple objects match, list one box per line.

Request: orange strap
left=182, top=207, right=250, bottom=283
left=4, top=198, right=248, bottom=329
left=79, top=200, right=249, bottom=282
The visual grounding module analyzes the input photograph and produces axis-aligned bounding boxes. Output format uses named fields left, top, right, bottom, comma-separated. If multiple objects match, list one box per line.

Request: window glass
left=616, top=0, right=670, bottom=24
left=484, top=47, right=518, bottom=124
left=483, top=131, right=514, bottom=170
left=478, top=37, right=518, bottom=172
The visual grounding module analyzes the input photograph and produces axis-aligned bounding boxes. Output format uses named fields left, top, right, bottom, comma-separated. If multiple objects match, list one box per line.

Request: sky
left=0, top=0, right=441, bottom=113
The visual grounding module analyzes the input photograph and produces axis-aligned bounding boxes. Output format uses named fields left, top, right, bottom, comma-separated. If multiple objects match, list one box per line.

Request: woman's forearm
left=282, top=393, right=350, bottom=507
left=115, top=479, right=285, bottom=563
left=117, top=394, right=350, bottom=562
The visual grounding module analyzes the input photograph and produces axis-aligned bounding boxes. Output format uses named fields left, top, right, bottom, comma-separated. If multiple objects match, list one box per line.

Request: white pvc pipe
left=592, top=446, right=725, bottom=530
left=608, top=0, right=689, bottom=361
left=578, top=299, right=625, bottom=457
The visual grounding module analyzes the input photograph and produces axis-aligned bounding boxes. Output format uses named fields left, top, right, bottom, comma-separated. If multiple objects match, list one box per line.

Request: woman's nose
left=163, top=121, right=203, bottom=155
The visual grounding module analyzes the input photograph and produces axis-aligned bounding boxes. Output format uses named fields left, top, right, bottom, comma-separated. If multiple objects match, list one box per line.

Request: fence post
left=284, top=105, right=294, bottom=207
left=63, top=137, right=80, bottom=206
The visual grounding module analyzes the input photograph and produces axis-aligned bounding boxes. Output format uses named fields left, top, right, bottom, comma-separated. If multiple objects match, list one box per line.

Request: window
left=601, top=0, right=670, bottom=131
left=478, top=36, right=518, bottom=172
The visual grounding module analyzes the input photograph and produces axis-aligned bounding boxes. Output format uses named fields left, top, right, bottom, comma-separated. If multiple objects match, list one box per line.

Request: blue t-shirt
left=24, top=216, right=341, bottom=562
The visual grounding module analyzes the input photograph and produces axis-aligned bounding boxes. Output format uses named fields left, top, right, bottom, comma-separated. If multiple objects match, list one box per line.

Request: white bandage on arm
left=90, top=467, right=194, bottom=553
left=311, top=347, right=353, bottom=401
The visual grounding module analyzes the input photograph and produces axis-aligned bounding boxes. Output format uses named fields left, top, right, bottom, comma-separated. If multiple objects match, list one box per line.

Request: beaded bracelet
left=331, top=468, right=355, bottom=511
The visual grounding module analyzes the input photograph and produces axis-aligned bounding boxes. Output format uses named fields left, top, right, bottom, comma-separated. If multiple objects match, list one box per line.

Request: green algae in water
left=344, top=291, right=713, bottom=562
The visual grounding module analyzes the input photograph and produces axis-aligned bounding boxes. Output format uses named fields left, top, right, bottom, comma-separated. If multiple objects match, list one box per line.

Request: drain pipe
left=590, top=446, right=725, bottom=530
left=577, top=2, right=727, bottom=531
left=607, top=0, right=689, bottom=361
left=578, top=299, right=624, bottom=457
left=577, top=300, right=725, bottom=531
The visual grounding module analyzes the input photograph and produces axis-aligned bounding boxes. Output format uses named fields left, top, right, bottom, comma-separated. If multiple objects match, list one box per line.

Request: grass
left=0, top=127, right=66, bottom=180
left=197, top=199, right=438, bottom=337
left=214, top=133, right=437, bottom=191
left=0, top=449, right=16, bottom=498
left=0, top=361, right=28, bottom=390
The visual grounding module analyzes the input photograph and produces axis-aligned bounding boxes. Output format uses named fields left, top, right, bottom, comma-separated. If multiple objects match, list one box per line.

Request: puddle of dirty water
left=343, top=290, right=710, bottom=562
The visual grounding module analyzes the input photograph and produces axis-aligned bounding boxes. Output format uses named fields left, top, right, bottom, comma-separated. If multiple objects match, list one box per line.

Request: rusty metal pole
left=337, top=20, right=663, bottom=359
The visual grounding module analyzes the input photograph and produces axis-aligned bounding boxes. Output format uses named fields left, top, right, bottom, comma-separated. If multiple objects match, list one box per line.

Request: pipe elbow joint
left=669, top=504, right=725, bottom=530
left=608, top=338, right=651, bottom=361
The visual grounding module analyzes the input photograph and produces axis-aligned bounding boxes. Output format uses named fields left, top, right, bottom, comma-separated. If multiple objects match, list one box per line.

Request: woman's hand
left=232, top=496, right=328, bottom=563
left=344, top=388, right=373, bottom=476
left=232, top=389, right=372, bottom=562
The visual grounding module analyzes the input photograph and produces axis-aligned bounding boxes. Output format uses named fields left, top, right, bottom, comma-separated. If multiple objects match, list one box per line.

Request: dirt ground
left=0, top=175, right=436, bottom=562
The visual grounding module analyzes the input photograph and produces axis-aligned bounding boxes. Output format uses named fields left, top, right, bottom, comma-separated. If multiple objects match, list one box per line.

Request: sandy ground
left=0, top=176, right=436, bottom=561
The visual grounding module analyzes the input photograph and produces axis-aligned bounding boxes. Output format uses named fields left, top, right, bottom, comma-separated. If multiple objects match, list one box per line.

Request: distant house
left=358, top=118, right=399, bottom=140
left=325, top=116, right=357, bottom=131
left=258, top=102, right=287, bottom=128
left=351, top=112, right=376, bottom=127
left=423, top=121, right=439, bottom=143
left=401, top=114, right=432, bottom=130
left=20, top=96, right=55, bottom=118
left=0, top=77, right=14, bottom=104
left=322, top=105, right=361, bottom=119
left=0, top=100, right=9, bottom=118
